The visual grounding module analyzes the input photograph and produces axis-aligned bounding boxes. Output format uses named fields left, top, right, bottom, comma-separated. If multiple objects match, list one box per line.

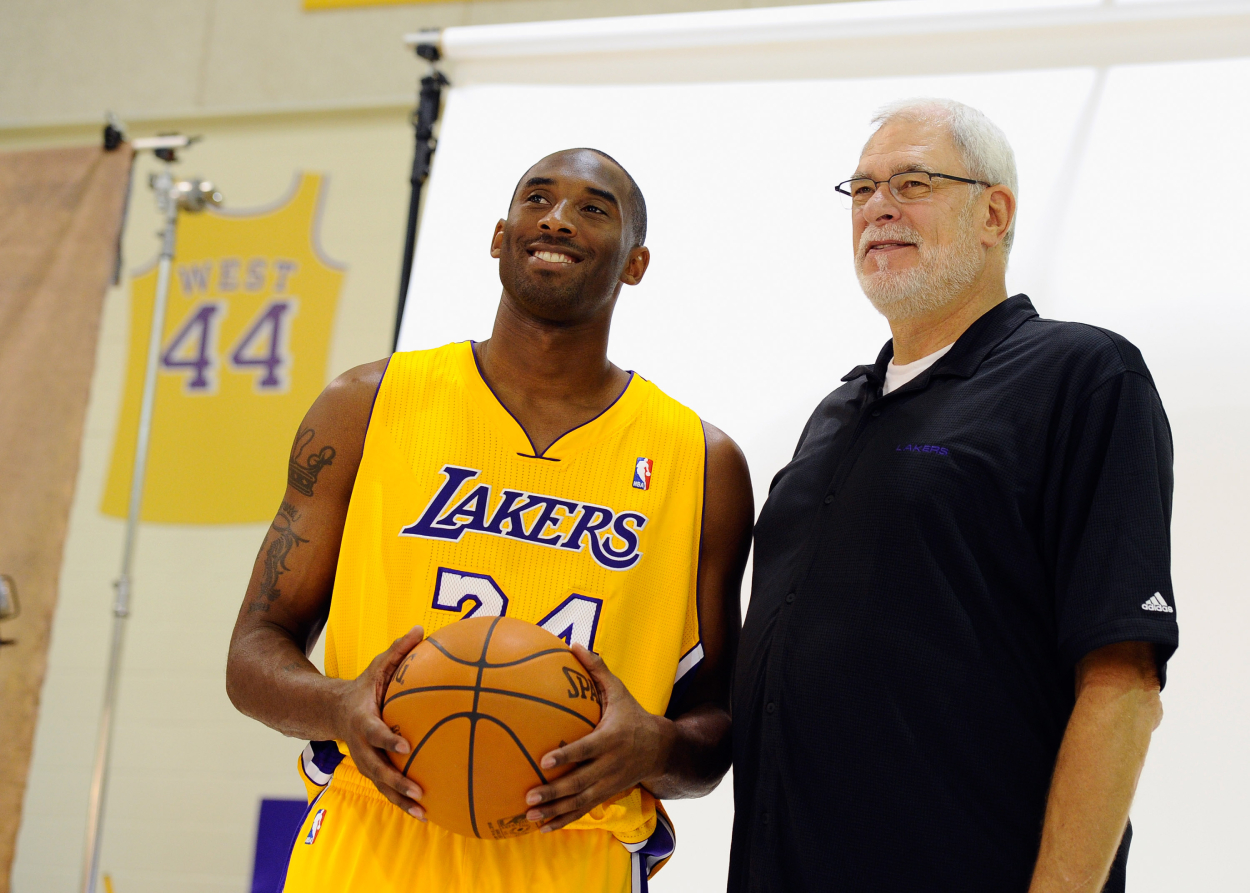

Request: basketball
left=381, top=616, right=602, bottom=839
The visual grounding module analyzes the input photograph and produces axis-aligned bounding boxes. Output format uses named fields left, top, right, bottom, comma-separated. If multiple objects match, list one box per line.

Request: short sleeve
left=1045, top=370, right=1177, bottom=686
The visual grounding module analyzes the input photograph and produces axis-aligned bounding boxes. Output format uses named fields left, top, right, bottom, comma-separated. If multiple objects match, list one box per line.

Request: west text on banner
left=102, top=172, right=345, bottom=524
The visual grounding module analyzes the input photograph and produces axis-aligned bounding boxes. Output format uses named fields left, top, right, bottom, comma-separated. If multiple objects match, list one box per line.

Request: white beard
left=855, top=205, right=983, bottom=321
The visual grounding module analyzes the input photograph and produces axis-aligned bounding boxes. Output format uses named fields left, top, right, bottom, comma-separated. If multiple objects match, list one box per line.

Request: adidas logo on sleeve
left=1141, top=592, right=1174, bottom=614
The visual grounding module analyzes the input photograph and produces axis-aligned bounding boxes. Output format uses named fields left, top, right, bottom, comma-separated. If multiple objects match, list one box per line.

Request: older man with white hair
left=729, top=99, right=1177, bottom=892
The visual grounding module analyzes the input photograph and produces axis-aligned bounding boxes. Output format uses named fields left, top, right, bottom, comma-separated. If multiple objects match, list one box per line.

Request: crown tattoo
left=289, top=428, right=336, bottom=497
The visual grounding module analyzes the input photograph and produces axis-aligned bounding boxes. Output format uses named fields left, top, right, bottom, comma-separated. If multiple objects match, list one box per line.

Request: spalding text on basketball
left=562, top=666, right=601, bottom=704
left=399, top=465, right=647, bottom=571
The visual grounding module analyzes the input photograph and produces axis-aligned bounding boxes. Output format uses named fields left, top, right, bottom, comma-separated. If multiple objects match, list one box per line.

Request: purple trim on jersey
left=636, top=809, right=677, bottom=891
left=695, top=428, right=708, bottom=656
left=537, top=593, right=605, bottom=652
left=470, top=341, right=540, bottom=455
left=306, top=740, right=344, bottom=782
left=668, top=643, right=705, bottom=713
left=666, top=668, right=697, bottom=720
left=469, top=341, right=635, bottom=459
left=431, top=567, right=510, bottom=619
left=274, top=783, right=329, bottom=892
left=364, top=355, right=392, bottom=434
left=666, top=426, right=709, bottom=719
left=538, top=371, right=635, bottom=457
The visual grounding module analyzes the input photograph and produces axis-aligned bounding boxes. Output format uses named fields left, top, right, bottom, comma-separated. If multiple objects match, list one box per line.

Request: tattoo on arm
left=248, top=501, right=310, bottom=614
left=289, top=427, right=336, bottom=497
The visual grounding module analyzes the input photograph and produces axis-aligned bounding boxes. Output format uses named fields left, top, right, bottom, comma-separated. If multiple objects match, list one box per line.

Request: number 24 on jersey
left=433, top=568, right=603, bottom=651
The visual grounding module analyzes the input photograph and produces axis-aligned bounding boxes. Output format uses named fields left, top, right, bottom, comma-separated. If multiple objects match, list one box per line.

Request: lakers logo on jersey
left=400, top=465, right=647, bottom=570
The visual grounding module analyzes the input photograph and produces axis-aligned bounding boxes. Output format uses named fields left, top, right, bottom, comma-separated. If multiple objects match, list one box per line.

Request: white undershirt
left=882, top=343, right=954, bottom=395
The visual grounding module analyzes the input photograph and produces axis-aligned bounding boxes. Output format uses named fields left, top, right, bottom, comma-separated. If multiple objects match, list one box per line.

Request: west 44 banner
left=103, top=172, right=345, bottom=524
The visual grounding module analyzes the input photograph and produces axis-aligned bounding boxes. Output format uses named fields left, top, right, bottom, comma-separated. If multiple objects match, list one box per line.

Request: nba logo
left=305, top=808, right=325, bottom=845
left=633, top=457, right=653, bottom=491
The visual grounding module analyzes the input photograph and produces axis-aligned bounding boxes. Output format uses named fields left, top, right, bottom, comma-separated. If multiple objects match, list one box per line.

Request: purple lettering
left=230, top=300, right=292, bottom=389
left=161, top=303, right=220, bottom=391
left=484, top=491, right=534, bottom=537
left=273, top=259, right=299, bottom=294
left=218, top=258, right=240, bottom=292
left=895, top=443, right=950, bottom=456
left=398, top=470, right=647, bottom=571
left=443, top=484, right=491, bottom=531
left=524, top=498, right=579, bottom=546
left=399, top=466, right=481, bottom=541
left=561, top=505, right=614, bottom=553
left=592, top=512, right=646, bottom=570
left=177, top=262, right=211, bottom=295
left=245, top=258, right=267, bottom=292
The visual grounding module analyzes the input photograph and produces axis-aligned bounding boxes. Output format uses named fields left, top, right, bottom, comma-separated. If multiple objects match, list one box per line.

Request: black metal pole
left=394, top=45, right=448, bottom=351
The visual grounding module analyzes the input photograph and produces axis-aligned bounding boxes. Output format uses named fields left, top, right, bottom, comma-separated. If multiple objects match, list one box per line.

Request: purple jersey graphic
left=399, top=465, right=647, bottom=571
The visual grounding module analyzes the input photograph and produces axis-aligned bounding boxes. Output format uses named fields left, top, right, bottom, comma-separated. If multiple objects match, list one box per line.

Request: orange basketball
left=381, top=616, right=602, bottom=839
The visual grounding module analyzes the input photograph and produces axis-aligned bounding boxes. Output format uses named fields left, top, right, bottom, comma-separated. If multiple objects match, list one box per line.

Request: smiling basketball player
left=226, top=148, right=754, bottom=892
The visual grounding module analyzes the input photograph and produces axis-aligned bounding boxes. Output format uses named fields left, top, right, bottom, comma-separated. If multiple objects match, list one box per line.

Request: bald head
left=512, top=148, right=647, bottom=247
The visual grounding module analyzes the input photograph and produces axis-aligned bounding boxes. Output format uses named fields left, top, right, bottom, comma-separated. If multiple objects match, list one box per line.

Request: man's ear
left=983, top=185, right=1016, bottom=250
left=619, top=246, right=651, bottom=287
left=490, top=220, right=505, bottom=258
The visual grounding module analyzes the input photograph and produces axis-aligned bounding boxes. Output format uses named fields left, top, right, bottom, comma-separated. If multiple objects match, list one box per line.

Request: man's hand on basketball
left=525, top=644, right=675, bottom=832
left=334, top=625, right=428, bottom=820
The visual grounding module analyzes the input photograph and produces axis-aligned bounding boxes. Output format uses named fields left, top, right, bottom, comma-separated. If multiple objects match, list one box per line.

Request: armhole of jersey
left=363, top=354, right=392, bottom=439
left=666, top=423, right=708, bottom=717
left=325, top=356, right=392, bottom=643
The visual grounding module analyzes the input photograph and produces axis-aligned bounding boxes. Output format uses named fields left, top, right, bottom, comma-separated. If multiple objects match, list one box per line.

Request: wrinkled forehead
left=856, top=120, right=964, bottom=178
left=512, top=150, right=629, bottom=204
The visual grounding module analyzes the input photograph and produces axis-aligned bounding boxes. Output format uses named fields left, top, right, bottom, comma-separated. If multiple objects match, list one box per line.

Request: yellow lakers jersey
left=321, top=340, right=705, bottom=853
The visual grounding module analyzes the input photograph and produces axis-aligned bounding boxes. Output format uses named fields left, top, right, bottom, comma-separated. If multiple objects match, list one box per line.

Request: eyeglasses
left=835, top=171, right=991, bottom=210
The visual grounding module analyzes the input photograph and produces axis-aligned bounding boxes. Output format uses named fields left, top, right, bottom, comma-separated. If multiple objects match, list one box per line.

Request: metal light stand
left=81, top=133, right=222, bottom=893
left=394, top=34, right=449, bottom=350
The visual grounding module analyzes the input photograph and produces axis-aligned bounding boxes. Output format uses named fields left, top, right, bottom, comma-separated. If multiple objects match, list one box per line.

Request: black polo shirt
left=729, top=295, right=1177, bottom=893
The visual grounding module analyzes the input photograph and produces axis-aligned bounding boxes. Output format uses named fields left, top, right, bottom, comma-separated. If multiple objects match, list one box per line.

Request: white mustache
left=858, top=224, right=923, bottom=261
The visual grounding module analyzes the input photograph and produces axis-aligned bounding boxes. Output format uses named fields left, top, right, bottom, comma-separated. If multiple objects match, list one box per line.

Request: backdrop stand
left=80, top=133, right=222, bottom=893
left=393, top=35, right=448, bottom=350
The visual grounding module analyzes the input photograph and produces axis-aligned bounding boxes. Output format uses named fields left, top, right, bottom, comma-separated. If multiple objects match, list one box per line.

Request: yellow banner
left=305, top=0, right=469, bottom=8
left=103, top=173, right=345, bottom=524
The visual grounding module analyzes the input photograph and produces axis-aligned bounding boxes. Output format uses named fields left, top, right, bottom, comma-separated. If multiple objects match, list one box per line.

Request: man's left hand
left=524, top=644, right=675, bottom=832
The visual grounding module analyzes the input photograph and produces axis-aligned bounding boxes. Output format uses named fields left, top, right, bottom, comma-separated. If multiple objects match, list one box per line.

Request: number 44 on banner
left=102, top=173, right=345, bottom=525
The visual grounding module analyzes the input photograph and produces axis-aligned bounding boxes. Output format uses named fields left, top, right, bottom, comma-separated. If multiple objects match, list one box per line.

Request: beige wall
left=1, top=0, right=827, bottom=129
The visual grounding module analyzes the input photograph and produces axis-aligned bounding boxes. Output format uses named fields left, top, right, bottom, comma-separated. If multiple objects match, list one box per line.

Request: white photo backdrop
left=398, top=7, right=1250, bottom=888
